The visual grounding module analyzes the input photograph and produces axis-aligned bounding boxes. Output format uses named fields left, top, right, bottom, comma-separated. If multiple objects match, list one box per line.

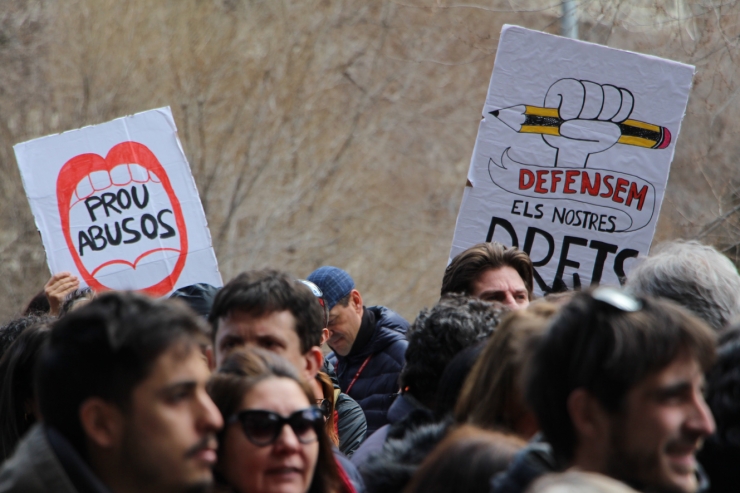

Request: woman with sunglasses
left=208, top=347, right=350, bottom=493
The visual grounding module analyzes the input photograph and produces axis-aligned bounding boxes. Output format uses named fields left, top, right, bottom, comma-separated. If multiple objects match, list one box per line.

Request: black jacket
left=327, top=306, right=409, bottom=435
left=350, top=392, right=430, bottom=469
left=490, top=438, right=557, bottom=493
left=358, top=418, right=450, bottom=493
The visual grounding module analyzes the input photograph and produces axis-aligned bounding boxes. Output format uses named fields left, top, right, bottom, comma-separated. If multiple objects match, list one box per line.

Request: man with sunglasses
left=506, top=288, right=716, bottom=493
left=0, top=292, right=223, bottom=493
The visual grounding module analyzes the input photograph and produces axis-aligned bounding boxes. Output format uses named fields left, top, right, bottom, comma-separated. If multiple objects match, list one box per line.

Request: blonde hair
left=526, top=472, right=639, bottom=493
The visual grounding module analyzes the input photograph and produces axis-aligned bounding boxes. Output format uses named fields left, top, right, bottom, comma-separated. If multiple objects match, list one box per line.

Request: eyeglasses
left=298, top=279, right=329, bottom=327
left=316, top=398, right=332, bottom=418
left=228, top=407, right=324, bottom=447
left=591, top=286, right=642, bottom=312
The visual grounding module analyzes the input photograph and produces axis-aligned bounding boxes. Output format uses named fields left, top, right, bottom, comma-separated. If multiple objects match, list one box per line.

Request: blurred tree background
left=1, top=0, right=739, bottom=322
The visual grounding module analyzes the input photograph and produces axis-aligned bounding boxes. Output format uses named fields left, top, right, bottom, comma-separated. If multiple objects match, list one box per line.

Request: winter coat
left=0, top=425, right=109, bottom=493
left=489, top=438, right=557, bottom=493
left=327, top=306, right=409, bottom=435
left=336, top=391, right=367, bottom=457
left=358, top=419, right=450, bottom=493
left=335, top=448, right=366, bottom=493
left=350, top=392, right=429, bottom=469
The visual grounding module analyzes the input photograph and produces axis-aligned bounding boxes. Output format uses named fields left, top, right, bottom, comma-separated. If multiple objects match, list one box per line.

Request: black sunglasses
left=228, top=407, right=324, bottom=447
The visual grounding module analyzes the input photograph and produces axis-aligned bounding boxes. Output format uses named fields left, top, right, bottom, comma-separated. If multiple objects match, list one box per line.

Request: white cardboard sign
left=15, top=107, right=223, bottom=297
left=450, top=25, right=694, bottom=294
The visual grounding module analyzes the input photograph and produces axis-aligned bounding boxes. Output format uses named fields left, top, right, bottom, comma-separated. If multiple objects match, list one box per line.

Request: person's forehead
left=242, top=377, right=310, bottom=411
left=631, top=352, right=703, bottom=395
left=473, top=266, right=527, bottom=293
left=136, top=342, right=208, bottom=391
left=328, top=303, right=351, bottom=318
left=218, top=309, right=298, bottom=337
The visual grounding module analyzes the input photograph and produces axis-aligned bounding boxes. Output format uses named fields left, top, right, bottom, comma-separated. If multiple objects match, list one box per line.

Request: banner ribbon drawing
left=487, top=148, right=656, bottom=232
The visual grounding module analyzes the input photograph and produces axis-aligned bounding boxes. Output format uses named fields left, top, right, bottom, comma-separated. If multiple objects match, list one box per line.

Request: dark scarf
left=346, top=306, right=375, bottom=358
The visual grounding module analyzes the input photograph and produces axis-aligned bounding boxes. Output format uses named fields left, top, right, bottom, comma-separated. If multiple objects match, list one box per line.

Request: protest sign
left=15, top=107, right=222, bottom=297
left=450, top=25, right=694, bottom=294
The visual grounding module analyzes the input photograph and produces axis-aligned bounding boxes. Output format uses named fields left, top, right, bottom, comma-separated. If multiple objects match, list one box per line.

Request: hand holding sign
left=44, top=271, right=79, bottom=315
left=542, top=79, right=634, bottom=167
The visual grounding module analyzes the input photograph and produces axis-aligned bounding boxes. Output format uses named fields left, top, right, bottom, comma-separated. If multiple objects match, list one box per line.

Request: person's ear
left=350, top=289, right=363, bottom=316
left=205, top=345, right=216, bottom=371
left=320, top=328, right=330, bottom=346
left=79, top=398, right=124, bottom=449
left=303, top=346, right=323, bottom=379
left=567, top=388, right=610, bottom=442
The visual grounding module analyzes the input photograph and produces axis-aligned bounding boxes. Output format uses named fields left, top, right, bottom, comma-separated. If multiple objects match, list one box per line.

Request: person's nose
left=686, top=390, right=715, bottom=438
left=273, top=423, right=302, bottom=453
left=503, top=293, right=519, bottom=311
left=197, top=390, right=224, bottom=433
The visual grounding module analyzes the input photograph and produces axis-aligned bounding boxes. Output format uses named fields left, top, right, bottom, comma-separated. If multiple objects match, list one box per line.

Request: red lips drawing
left=57, top=141, right=188, bottom=297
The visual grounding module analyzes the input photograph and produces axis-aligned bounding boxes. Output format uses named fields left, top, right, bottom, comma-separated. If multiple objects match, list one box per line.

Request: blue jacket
left=327, top=306, right=409, bottom=435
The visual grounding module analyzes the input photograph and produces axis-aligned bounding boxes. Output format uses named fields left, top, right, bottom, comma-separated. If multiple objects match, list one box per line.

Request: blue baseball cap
left=307, top=266, right=355, bottom=311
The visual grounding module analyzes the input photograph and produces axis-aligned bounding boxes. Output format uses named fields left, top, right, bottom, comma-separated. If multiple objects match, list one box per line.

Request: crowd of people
left=0, top=239, right=738, bottom=493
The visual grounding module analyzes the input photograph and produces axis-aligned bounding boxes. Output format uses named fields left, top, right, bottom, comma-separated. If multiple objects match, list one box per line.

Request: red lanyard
left=345, top=355, right=373, bottom=395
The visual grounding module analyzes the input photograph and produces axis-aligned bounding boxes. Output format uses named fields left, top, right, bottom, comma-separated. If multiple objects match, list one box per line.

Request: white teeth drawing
left=89, top=170, right=111, bottom=191
left=68, top=165, right=181, bottom=291
left=109, top=164, right=131, bottom=186
left=129, top=163, right=149, bottom=183
left=75, top=176, right=93, bottom=201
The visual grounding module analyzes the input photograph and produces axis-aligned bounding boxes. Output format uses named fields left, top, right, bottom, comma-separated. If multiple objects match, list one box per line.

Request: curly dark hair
left=0, top=315, right=53, bottom=362
left=400, top=294, right=505, bottom=408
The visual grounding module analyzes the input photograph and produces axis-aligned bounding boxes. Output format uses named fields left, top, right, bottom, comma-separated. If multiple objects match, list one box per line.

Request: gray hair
left=626, top=240, right=740, bottom=331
